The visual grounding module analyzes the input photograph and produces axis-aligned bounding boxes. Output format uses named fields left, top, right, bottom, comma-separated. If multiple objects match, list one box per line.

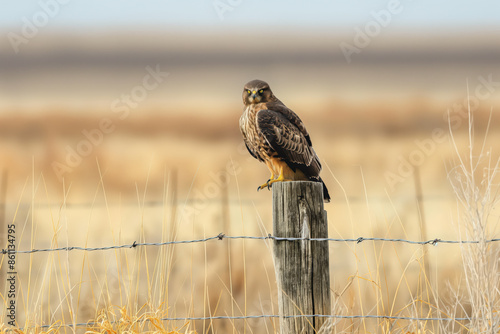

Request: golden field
left=0, top=30, right=500, bottom=333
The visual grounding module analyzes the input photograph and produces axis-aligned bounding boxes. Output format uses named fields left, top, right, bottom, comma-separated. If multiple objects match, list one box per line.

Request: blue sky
left=1, top=0, right=499, bottom=29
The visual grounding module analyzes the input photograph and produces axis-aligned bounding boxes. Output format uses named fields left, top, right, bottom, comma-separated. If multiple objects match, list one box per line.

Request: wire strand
left=3, top=233, right=499, bottom=254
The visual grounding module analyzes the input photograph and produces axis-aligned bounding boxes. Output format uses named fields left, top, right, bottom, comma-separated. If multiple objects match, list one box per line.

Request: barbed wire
left=15, top=313, right=473, bottom=331
left=3, top=233, right=500, bottom=255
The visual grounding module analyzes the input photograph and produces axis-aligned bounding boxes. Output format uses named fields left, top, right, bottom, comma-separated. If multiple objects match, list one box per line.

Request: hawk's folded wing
left=256, top=109, right=321, bottom=179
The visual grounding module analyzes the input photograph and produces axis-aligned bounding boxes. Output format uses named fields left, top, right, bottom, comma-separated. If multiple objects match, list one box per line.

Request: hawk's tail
left=318, top=177, right=330, bottom=203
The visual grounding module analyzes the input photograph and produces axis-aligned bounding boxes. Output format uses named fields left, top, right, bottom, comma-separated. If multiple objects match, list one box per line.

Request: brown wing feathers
left=256, top=109, right=321, bottom=180
left=267, top=102, right=313, bottom=146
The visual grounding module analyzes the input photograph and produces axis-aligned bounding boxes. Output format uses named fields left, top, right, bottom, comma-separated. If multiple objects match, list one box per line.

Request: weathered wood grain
left=273, top=181, right=331, bottom=333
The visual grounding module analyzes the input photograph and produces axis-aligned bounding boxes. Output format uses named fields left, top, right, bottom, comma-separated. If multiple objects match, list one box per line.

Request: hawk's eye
left=247, top=90, right=251, bottom=94
left=259, top=89, right=264, bottom=94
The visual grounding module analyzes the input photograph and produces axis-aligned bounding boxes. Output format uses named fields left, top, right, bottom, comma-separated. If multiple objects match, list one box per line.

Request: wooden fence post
left=272, top=181, right=331, bottom=333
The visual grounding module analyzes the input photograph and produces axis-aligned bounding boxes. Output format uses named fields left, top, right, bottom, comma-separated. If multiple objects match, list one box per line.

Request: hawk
left=239, top=79, right=330, bottom=202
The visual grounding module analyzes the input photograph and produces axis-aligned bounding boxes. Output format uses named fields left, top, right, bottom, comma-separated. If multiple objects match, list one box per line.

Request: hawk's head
left=243, top=80, right=274, bottom=105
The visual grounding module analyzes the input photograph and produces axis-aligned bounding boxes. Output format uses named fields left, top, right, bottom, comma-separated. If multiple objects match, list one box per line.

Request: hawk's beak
left=251, top=91, right=257, bottom=99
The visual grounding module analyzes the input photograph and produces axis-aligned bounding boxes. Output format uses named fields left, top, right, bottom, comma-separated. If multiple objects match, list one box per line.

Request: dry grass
left=441, top=107, right=500, bottom=333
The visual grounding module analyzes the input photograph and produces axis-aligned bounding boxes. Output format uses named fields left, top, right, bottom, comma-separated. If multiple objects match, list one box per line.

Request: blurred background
left=1, top=0, right=500, bottom=332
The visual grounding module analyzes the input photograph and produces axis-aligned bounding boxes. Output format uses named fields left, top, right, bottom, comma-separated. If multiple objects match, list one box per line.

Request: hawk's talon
left=257, top=180, right=272, bottom=191
left=267, top=173, right=291, bottom=187
left=257, top=174, right=291, bottom=191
